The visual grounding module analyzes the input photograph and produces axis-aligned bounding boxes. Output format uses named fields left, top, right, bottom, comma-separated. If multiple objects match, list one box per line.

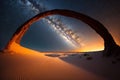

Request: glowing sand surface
left=0, top=53, right=104, bottom=80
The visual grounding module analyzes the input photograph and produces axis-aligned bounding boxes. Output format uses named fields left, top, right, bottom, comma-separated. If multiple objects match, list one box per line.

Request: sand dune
left=1, top=43, right=120, bottom=80
left=0, top=51, right=110, bottom=80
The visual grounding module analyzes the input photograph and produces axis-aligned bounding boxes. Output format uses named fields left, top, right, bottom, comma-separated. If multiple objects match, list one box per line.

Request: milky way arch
left=4, top=9, right=119, bottom=56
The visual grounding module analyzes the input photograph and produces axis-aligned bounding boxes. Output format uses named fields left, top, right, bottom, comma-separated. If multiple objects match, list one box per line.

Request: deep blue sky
left=0, top=0, right=120, bottom=51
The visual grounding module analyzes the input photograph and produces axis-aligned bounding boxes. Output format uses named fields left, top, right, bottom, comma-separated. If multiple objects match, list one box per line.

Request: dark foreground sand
left=0, top=51, right=120, bottom=80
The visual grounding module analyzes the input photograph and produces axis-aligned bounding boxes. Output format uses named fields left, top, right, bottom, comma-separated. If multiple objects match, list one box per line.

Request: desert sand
left=0, top=50, right=120, bottom=80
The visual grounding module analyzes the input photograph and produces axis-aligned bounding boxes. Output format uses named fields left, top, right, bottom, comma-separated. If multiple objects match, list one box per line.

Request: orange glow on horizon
left=75, top=46, right=104, bottom=52
left=8, top=41, right=104, bottom=54
left=74, top=42, right=104, bottom=52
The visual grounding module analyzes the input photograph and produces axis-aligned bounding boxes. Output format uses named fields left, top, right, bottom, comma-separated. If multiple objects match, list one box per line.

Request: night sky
left=0, top=0, right=120, bottom=52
